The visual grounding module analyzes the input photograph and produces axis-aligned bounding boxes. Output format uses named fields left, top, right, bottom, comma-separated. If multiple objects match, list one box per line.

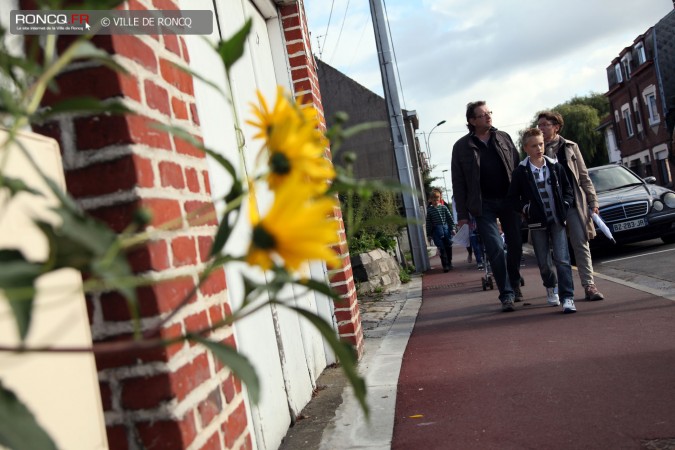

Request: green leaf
left=36, top=211, right=113, bottom=272
left=36, top=96, right=133, bottom=119
left=0, top=382, right=57, bottom=450
left=210, top=214, right=233, bottom=258
left=41, top=177, right=81, bottom=215
left=294, top=278, right=339, bottom=301
left=150, top=123, right=244, bottom=257
left=69, top=40, right=112, bottom=61
left=35, top=208, right=140, bottom=331
left=0, top=250, right=43, bottom=341
left=241, top=274, right=261, bottom=303
left=282, top=304, right=368, bottom=417
left=69, top=41, right=128, bottom=75
left=0, top=176, right=43, bottom=198
left=341, top=121, right=387, bottom=140
left=217, top=19, right=252, bottom=73
left=151, top=123, right=239, bottom=182
left=172, top=60, right=226, bottom=100
left=190, top=336, right=260, bottom=404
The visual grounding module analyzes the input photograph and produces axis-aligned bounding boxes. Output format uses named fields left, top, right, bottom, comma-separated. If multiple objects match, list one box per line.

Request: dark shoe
left=501, top=298, right=516, bottom=312
left=584, top=284, right=605, bottom=301
left=513, top=286, right=524, bottom=303
left=443, top=267, right=450, bottom=273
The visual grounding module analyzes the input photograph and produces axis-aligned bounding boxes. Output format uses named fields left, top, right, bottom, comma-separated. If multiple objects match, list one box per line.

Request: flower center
left=270, top=152, right=291, bottom=175
left=252, top=225, right=276, bottom=250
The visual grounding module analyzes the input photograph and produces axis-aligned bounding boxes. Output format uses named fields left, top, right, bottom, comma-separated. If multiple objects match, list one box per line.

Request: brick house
left=602, top=7, right=675, bottom=186
left=2, top=0, right=363, bottom=449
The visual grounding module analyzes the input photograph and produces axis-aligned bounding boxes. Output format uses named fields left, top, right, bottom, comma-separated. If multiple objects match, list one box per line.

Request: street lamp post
left=442, top=169, right=450, bottom=204
left=424, top=120, right=446, bottom=160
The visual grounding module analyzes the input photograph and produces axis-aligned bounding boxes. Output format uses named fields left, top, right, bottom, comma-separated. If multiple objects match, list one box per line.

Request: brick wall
left=279, top=1, right=364, bottom=358
left=27, top=0, right=252, bottom=448
left=25, top=0, right=364, bottom=448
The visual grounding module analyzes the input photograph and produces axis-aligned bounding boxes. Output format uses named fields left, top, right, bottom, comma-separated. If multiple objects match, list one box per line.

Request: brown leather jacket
left=451, top=128, right=520, bottom=221
left=555, top=136, right=599, bottom=240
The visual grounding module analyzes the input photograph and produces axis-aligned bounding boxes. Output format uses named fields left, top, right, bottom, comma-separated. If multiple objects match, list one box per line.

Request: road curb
left=318, top=276, right=422, bottom=450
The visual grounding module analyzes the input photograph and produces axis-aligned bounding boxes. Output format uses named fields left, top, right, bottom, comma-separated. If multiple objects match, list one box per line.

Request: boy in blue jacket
left=426, top=190, right=455, bottom=272
left=507, top=128, right=577, bottom=313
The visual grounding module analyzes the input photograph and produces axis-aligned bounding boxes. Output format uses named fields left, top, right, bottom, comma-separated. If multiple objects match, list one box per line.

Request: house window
left=646, top=93, right=660, bottom=125
left=635, top=42, right=646, bottom=65
left=614, top=63, right=623, bottom=83
left=633, top=97, right=642, bottom=132
left=635, top=108, right=642, bottom=132
left=622, top=106, right=634, bottom=137
left=621, top=55, right=631, bottom=80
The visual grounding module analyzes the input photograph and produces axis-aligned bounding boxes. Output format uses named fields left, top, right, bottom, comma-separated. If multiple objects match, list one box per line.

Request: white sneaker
left=562, top=298, right=577, bottom=314
left=546, top=287, right=560, bottom=306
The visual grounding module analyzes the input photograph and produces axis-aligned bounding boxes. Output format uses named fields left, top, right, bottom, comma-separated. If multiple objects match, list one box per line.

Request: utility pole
left=369, top=0, right=429, bottom=273
left=442, top=169, right=450, bottom=204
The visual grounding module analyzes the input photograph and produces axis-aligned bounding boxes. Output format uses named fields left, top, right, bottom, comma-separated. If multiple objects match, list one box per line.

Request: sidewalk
left=281, top=244, right=675, bottom=449
left=280, top=269, right=423, bottom=450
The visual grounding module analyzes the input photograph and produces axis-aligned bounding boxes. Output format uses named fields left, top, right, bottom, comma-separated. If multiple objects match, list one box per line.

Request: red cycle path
left=392, top=246, right=675, bottom=450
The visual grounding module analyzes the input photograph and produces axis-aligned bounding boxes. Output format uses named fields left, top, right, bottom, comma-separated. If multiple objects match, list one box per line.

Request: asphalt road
left=278, top=240, right=675, bottom=450
left=393, top=244, right=675, bottom=450
left=593, top=239, right=675, bottom=299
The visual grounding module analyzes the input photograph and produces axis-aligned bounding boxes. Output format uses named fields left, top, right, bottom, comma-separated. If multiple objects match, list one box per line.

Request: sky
left=304, top=0, right=674, bottom=192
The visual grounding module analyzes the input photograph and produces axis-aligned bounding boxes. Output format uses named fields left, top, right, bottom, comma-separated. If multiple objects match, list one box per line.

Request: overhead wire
left=346, top=15, right=370, bottom=71
left=319, top=0, right=336, bottom=60
left=329, top=0, right=351, bottom=63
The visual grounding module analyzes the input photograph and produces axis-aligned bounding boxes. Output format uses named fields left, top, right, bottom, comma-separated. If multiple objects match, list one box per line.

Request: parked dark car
left=587, top=164, right=675, bottom=248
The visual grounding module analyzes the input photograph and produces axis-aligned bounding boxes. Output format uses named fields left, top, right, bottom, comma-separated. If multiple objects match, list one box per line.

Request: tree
left=569, top=93, right=610, bottom=118
left=555, top=102, right=607, bottom=166
left=422, top=165, right=440, bottom=198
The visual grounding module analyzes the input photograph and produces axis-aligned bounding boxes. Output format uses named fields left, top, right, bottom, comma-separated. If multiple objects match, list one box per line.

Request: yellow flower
left=246, top=87, right=335, bottom=194
left=246, top=177, right=340, bottom=271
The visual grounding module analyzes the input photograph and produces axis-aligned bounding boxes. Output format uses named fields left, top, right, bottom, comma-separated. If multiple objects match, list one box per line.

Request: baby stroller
left=480, top=251, right=494, bottom=291
left=477, top=234, right=494, bottom=291
left=478, top=232, right=525, bottom=291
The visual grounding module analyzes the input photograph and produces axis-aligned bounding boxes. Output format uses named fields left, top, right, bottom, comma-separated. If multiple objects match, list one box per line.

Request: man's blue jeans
left=530, top=222, right=574, bottom=300
left=475, top=199, right=522, bottom=302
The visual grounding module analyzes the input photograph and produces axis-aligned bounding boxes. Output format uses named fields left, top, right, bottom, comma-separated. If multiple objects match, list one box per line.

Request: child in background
left=426, top=191, right=455, bottom=272
left=508, top=128, right=577, bottom=314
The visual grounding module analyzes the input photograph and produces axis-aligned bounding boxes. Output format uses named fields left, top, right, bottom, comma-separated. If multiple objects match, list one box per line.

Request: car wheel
left=662, top=234, right=675, bottom=244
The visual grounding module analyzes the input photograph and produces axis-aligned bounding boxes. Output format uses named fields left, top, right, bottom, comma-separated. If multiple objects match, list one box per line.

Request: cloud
left=304, top=0, right=674, bottom=175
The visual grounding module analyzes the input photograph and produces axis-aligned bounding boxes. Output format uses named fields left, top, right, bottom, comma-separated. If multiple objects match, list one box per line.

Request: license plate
left=612, top=218, right=646, bottom=232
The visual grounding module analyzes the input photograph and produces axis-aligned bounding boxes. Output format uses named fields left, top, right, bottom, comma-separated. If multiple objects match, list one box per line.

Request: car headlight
left=653, top=200, right=664, bottom=211
left=664, top=192, right=675, bottom=208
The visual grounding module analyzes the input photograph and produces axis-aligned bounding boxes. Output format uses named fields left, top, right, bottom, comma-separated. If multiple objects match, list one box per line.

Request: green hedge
left=339, top=190, right=402, bottom=254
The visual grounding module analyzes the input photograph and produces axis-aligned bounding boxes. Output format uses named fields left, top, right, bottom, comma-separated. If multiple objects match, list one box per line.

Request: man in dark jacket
left=508, top=128, right=577, bottom=314
left=451, top=101, right=523, bottom=312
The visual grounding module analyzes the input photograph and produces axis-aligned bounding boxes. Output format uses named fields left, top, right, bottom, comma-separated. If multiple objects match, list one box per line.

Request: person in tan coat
left=537, top=111, right=605, bottom=301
